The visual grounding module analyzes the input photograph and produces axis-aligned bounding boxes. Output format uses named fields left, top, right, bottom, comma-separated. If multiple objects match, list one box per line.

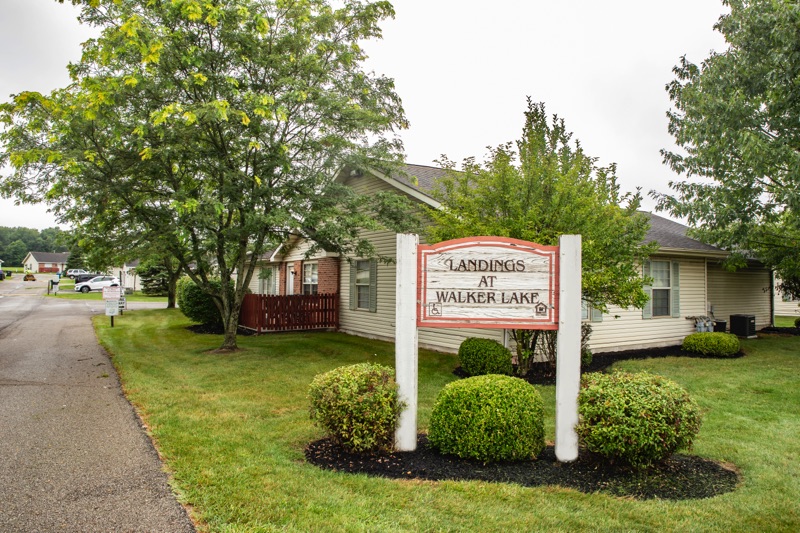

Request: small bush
left=794, top=316, right=800, bottom=328
left=682, top=332, right=740, bottom=357
left=308, top=363, right=404, bottom=453
left=577, top=372, right=702, bottom=469
left=428, top=375, right=545, bottom=462
left=177, top=276, right=227, bottom=328
left=458, top=337, right=513, bottom=376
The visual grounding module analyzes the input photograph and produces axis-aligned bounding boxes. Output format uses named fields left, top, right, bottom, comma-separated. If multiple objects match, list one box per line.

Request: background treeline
left=0, top=226, right=68, bottom=266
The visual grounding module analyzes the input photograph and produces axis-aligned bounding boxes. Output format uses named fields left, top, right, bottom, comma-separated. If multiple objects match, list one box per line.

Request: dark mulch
left=760, top=326, right=800, bottom=336
left=512, top=345, right=745, bottom=386
left=305, top=435, right=739, bottom=500
left=186, top=324, right=256, bottom=336
left=307, top=344, right=749, bottom=500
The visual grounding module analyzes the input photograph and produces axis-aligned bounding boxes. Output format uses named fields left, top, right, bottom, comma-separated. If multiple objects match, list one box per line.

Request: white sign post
left=395, top=234, right=419, bottom=451
left=396, top=234, right=582, bottom=461
left=555, top=235, right=581, bottom=461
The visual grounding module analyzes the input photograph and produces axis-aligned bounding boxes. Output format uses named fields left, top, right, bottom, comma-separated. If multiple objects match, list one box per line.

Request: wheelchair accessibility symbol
left=428, top=303, right=442, bottom=316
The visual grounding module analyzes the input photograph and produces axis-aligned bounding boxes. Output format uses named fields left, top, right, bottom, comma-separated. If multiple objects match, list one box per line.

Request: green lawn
left=50, top=288, right=167, bottom=303
left=775, top=315, right=798, bottom=327
left=96, top=310, right=800, bottom=532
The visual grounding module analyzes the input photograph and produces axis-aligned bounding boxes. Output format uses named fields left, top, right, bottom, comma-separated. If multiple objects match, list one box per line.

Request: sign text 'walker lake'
left=417, top=237, right=559, bottom=329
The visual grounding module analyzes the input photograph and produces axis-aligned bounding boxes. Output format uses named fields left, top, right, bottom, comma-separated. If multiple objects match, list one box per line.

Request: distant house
left=110, top=260, right=141, bottom=292
left=22, top=251, right=70, bottom=274
left=241, top=164, right=774, bottom=353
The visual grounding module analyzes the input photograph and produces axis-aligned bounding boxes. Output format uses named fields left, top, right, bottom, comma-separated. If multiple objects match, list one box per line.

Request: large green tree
left=428, top=99, right=656, bottom=372
left=658, top=0, right=800, bottom=294
left=1, top=0, right=412, bottom=349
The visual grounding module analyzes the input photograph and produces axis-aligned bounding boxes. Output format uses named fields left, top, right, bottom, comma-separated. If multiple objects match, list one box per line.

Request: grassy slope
left=96, top=310, right=800, bottom=532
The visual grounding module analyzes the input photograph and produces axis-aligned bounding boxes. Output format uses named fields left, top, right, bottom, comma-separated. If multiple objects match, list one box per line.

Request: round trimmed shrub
left=682, top=332, right=740, bottom=357
left=308, top=363, right=404, bottom=453
left=458, top=337, right=513, bottom=376
left=428, top=375, right=545, bottom=462
left=794, top=316, right=800, bottom=328
left=577, top=372, right=702, bottom=469
left=177, top=276, right=228, bottom=328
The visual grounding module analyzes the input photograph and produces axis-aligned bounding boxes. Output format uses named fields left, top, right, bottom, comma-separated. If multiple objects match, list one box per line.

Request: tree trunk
left=217, top=291, right=242, bottom=351
left=166, top=272, right=179, bottom=309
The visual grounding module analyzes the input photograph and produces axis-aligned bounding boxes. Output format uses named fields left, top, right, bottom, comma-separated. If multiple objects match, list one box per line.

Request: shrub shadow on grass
left=305, top=434, right=739, bottom=500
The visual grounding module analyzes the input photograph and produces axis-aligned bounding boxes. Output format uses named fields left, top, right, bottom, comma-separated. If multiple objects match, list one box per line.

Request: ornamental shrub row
left=682, top=331, right=740, bottom=357
left=308, top=364, right=702, bottom=470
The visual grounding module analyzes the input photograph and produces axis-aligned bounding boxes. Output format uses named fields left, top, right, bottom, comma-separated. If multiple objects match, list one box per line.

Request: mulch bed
left=760, top=326, right=800, bottom=336
left=454, top=344, right=746, bottom=386
left=306, top=344, right=750, bottom=500
left=305, top=435, right=739, bottom=500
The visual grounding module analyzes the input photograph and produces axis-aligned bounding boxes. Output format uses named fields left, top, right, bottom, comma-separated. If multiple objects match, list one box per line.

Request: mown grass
left=96, top=310, right=800, bottom=532
left=774, top=315, right=798, bottom=327
left=50, top=288, right=167, bottom=302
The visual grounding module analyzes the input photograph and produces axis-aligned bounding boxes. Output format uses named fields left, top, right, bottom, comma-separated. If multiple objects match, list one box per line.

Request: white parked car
left=74, top=276, right=120, bottom=293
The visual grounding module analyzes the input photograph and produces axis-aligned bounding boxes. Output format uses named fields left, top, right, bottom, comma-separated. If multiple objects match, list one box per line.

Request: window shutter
left=642, top=260, right=652, bottom=319
left=369, top=259, right=378, bottom=313
left=671, top=261, right=681, bottom=318
left=591, top=307, right=603, bottom=322
left=349, top=261, right=357, bottom=311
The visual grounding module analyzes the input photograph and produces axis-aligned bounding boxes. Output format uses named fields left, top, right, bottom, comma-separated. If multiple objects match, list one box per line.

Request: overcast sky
left=0, top=0, right=728, bottom=230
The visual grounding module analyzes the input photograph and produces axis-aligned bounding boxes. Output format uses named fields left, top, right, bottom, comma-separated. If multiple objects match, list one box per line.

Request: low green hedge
left=308, top=363, right=404, bottom=453
left=577, top=372, right=703, bottom=469
left=682, top=332, right=740, bottom=357
left=458, top=337, right=513, bottom=376
left=428, top=375, right=545, bottom=462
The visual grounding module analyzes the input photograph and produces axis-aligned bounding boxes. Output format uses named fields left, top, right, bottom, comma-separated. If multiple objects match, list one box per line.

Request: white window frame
left=302, top=263, right=318, bottom=295
left=349, top=259, right=377, bottom=313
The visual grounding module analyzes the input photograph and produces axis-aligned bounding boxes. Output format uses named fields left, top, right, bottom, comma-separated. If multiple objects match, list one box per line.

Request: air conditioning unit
left=729, top=314, right=756, bottom=338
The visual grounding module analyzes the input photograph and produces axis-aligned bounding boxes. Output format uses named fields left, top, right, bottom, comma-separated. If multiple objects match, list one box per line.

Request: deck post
left=395, top=233, right=419, bottom=451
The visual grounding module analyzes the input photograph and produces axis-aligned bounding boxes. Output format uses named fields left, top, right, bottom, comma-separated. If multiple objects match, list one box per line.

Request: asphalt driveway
left=0, top=278, right=194, bottom=531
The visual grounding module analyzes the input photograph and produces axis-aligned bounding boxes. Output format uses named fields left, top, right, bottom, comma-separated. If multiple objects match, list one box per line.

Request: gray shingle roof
left=642, top=212, right=724, bottom=254
left=28, top=252, right=70, bottom=263
left=390, top=163, right=451, bottom=193
left=384, top=164, right=725, bottom=255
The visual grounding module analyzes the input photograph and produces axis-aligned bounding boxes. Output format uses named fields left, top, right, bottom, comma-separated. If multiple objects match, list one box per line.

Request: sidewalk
left=0, top=282, right=194, bottom=531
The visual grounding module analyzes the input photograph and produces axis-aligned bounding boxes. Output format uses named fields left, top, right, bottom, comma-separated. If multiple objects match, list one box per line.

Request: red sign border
left=417, top=237, right=560, bottom=329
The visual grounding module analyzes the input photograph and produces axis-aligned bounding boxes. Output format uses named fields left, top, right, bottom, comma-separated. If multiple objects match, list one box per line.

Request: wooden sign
left=395, top=233, right=581, bottom=462
left=102, top=286, right=122, bottom=300
left=417, top=237, right=559, bottom=329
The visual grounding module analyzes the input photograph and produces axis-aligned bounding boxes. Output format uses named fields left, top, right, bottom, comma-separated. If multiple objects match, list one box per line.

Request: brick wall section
left=278, top=264, right=287, bottom=295
left=293, top=260, right=303, bottom=294
left=317, top=257, right=340, bottom=294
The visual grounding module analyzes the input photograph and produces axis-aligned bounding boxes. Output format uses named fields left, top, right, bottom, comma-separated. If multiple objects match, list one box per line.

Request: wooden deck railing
left=239, top=293, right=339, bottom=333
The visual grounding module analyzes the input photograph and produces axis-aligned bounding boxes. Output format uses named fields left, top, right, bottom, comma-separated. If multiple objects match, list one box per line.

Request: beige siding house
left=245, top=164, right=774, bottom=353
left=22, top=251, right=70, bottom=273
